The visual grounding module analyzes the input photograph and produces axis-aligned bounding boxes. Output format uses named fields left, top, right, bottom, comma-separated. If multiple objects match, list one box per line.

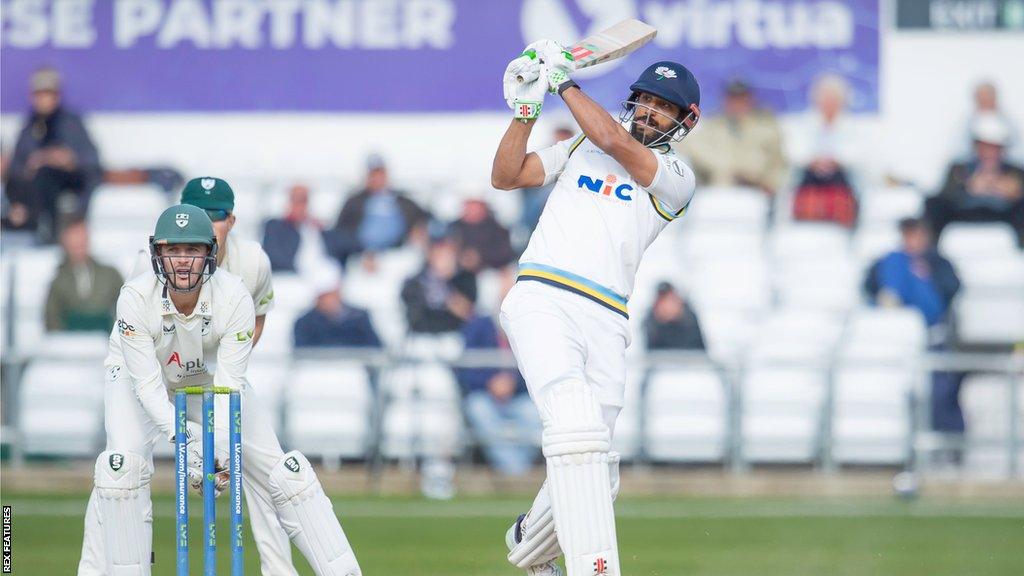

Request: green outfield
left=1, top=493, right=1021, bottom=575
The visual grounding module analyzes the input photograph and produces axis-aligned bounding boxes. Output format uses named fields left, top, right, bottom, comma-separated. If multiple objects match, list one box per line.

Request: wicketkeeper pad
left=540, top=380, right=620, bottom=576
left=94, top=450, right=152, bottom=576
left=268, top=450, right=362, bottom=576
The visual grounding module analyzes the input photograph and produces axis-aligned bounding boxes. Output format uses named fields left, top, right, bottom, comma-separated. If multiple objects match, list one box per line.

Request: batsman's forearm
left=560, top=86, right=629, bottom=153
left=492, top=119, right=535, bottom=189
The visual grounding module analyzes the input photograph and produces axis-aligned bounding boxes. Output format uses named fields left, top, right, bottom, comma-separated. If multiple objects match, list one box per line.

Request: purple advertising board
left=1, top=0, right=879, bottom=113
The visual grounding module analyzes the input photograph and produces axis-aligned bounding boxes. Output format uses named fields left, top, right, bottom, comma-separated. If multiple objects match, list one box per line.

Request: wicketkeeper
left=493, top=41, right=702, bottom=576
left=77, top=204, right=361, bottom=575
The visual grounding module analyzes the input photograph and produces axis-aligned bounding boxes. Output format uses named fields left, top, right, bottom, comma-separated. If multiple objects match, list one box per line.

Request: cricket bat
left=516, top=18, right=657, bottom=83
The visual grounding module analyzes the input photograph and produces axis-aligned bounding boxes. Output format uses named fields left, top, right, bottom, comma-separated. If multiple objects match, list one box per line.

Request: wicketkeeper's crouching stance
left=77, top=204, right=361, bottom=576
left=493, top=42, right=701, bottom=576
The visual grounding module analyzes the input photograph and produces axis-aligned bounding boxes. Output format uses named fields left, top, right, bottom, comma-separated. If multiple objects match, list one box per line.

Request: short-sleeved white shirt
left=517, top=134, right=696, bottom=317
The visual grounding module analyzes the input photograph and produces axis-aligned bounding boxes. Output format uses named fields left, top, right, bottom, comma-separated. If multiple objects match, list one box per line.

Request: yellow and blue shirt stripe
left=516, top=263, right=629, bottom=318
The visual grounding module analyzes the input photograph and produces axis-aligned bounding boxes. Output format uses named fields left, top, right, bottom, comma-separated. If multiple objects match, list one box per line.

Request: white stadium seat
left=679, top=228, right=765, bottom=262
left=770, top=223, right=850, bottom=262
left=750, top=309, right=845, bottom=363
left=270, top=273, right=313, bottom=313
left=961, top=374, right=1024, bottom=478
left=87, top=184, right=168, bottom=227
left=774, top=257, right=859, bottom=312
left=858, top=187, right=923, bottom=226
left=19, top=360, right=105, bottom=457
left=831, top=367, right=912, bottom=465
left=644, top=367, right=728, bottom=462
left=741, top=367, right=826, bottom=463
left=955, top=295, right=1024, bottom=345
left=938, top=222, right=1019, bottom=264
left=851, top=226, right=901, bottom=271
left=685, top=187, right=769, bottom=230
left=840, top=307, right=927, bottom=361
left=688, top=258, right=771, bottom=313
left=284, top=360, right=374, bottom=467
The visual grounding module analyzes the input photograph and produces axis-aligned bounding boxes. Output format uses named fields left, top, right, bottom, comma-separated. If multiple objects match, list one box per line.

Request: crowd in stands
left=4, top=66, right=1023, bottom=476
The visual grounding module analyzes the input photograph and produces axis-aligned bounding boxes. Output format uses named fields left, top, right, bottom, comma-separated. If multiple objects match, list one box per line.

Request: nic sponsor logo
left=577, top=173, right=634, bottom=201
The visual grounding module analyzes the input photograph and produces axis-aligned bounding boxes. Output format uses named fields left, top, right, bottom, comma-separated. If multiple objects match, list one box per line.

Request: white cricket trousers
left=499, top=280, right=630, bottom=434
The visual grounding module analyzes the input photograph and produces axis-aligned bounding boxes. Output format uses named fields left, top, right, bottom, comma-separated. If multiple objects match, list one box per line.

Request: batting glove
left=504, top=52, right=547, bottom=121
left=525, top=39, right=576, bottom=94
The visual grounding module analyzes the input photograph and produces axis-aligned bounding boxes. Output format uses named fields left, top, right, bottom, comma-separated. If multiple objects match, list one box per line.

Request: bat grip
left=516, top=62, right=543, bottom=84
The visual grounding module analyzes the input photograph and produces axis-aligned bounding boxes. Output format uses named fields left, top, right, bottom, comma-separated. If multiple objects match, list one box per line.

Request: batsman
left=76, top=204, right=361, bottom=575
left=493, top=42, right=701, bottom=576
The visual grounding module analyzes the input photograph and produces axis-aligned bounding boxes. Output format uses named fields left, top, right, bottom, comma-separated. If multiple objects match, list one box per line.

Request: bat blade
left=516, top=19, right=657, bottom=83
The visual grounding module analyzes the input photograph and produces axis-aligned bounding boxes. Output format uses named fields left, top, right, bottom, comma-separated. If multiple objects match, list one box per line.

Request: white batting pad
left=93, top=450, right=152, bottom=576
left=540, top=381, right=620, bottom=576
left=507, top=453, right=621, bottom=570
left=268, top=451, right=362, bottom=576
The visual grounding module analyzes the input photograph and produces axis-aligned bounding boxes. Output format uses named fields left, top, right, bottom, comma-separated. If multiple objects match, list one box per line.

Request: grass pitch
left=1, top=493, right=1021, bottom=575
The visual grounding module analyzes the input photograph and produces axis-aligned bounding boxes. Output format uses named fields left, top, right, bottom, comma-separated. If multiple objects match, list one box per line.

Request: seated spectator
left=788, top=74, right=861, bottom=227
left=457, top=314, right=541, bottom=476
left=864, top=218, right=963, bottom=438
left=328, top=153, right=429, bottom=262
left=644, top=282, right=705, bottom=351
left=955, top=81, right=1021, bottom=162
left=44, top=218, right=123, bottom=332
left=926, top=113, right=1024, bottom=245
left=519, top=125, right=575, bottom=234
left=401, top=234, right=477, bottom=334
left=678, top=79, right=787, bottom=196
left=2, top=68, right=102, bottom=244
left=449, top=192, right=515, bottom=273
left=262, top=183, right=331, bottom=273
left=293, top=265, right=381, bottom=348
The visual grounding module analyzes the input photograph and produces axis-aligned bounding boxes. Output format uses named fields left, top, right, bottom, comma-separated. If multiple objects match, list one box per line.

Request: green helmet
left=149, top=204, right=218, bottom=292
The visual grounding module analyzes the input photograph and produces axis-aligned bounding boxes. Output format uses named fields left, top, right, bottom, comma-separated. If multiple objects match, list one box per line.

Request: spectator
left=262, top=183, right=332, bottom=273
left=956, top=81, right=1021, bottom=162
left=449, top=192, right=515, bottom=273
left=644, top=282, right=705, bottom=350
left=401, top=234, right=477, bottom=334
left=293, top=264, right=381, bottom=348
left=788, top=74, right=861, bottom=227
left=519, top=125, right=575, bottom=233
left=3, top=68, right=102, bottom=244
left=457, top=314, right=541, bottom=476
left=864, top=218, right=964, bottom=439
left=926, top=113, right=1024, bottom=244
left=44, top=218, right=123, bottom=332
left=328, top=153, right=429, bottom=262
left=677, top=79, right=787, bottom=196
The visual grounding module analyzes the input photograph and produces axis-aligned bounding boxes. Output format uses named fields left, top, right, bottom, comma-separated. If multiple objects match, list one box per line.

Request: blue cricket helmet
left=623, top=61, right=702, bottom=144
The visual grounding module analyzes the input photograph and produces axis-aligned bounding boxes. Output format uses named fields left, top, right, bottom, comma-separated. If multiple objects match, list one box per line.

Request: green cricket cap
left=152, top=204, right=217, bottom=246
left=180, top=177, right=235, bottom=212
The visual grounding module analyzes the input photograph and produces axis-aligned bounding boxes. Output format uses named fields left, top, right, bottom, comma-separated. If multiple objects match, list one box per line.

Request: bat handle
left=516, top=63, right=542, bottom=84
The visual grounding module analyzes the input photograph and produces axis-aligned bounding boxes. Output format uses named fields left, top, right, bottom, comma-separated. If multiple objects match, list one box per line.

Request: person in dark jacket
left=262, top=183, right=331, bottom=273
left=327, top=154, right=429, bottom=262
left=449, top=195, right=515, bottom=272
left=293, top=265, right=381, bottom=348
left=401, top=234, right=477, bottom=334
left=44, top=218, right=123, bottom=332
left=3, top=68, right=102, bottom=243
left=926, top=113, right=1024, bottom=245
left=644, top=282, right=706, bottom=350
left=864, top=218, right=964, bottom=440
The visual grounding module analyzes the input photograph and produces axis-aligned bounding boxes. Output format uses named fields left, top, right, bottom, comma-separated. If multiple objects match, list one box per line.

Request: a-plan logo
left=166, top=352, right=207, bottom=377
left=577, top=173, right=634, bottom=201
